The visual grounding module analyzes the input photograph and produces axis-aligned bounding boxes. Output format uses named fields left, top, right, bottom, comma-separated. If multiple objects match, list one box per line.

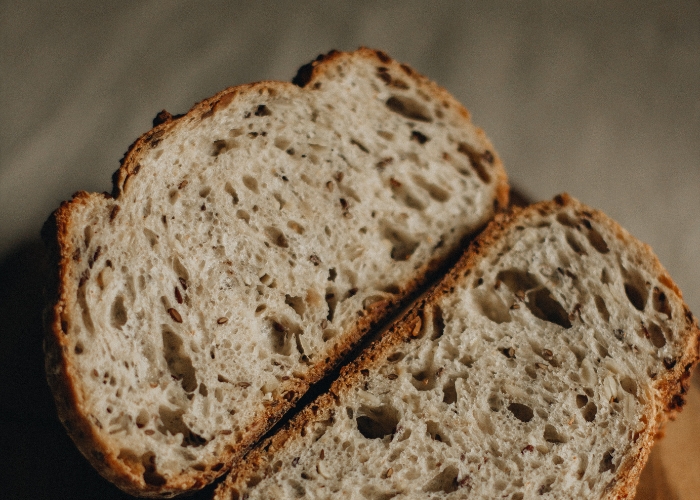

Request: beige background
left=1, top=1, right=698, bottom=498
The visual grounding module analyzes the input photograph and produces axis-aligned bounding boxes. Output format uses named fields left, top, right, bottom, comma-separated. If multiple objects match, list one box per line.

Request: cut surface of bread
left=216, top=194, right=699, bottom=500
left=43, top=48, right=507, bottom=497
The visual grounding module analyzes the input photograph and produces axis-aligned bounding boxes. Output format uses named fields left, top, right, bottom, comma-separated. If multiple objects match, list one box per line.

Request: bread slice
left=42, top=48, right=508, bottom=497
left=215, top=194, right=699, bottom=500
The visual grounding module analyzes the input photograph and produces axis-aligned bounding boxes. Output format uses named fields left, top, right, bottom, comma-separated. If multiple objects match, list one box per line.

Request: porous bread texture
left=43, top=48, right=508, bottom=497
left=217, top=195, right=700, bottom=500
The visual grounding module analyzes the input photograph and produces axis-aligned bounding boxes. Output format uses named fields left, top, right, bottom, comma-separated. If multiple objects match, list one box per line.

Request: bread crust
left=217, top=194, right=699, bottom=500
left=43, top=48, right=509, bottom=497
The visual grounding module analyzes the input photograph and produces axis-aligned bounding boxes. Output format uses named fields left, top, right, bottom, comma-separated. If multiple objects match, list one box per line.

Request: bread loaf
left=216, top=194, right=699, bottom=500
left=43, top=48, right=507, bottom=497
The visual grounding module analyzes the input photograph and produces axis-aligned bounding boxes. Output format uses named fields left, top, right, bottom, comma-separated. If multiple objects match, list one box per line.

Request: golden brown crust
left=44, top=47, right=508, bottom=497
left=218, top=194, right=700, bottom=499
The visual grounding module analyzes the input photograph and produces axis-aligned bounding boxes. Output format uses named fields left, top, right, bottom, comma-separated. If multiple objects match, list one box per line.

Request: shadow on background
left=0, top=192, right=689, bottom=498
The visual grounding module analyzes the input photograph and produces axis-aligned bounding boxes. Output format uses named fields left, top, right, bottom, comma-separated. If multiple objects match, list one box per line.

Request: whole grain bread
left=215, top=194, right=699, bottom=500
left=43, top=48, right=508, bottom=497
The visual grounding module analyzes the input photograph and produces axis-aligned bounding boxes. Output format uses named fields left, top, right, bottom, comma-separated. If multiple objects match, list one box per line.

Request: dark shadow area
left=0, top=240, right=217, bottom=499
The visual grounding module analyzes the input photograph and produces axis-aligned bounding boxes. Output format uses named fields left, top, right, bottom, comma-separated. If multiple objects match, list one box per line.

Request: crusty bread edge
left=217, top=194, right=700, bottom=500
left=43, top=47, right=509, bottom=497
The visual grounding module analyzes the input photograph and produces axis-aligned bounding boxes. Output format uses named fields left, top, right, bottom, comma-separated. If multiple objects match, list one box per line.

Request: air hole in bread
left=624, top=282, right=647, bottom=311
left=141, top=451, right=166, bottom=486
left=596, top=342, right=609, bottom=358
left=212, top=139, right=232, bottom=156
left=412, top=175, right=450, bottom=202
left=268, top=319, right=295, bottom=356
left=441, top=151, right=471, bottom=177
left=264, top=226, right=289, bottom=248
left=350, top=138, right=369, bottom=153
left=235, top=209, right=250, bottom=223
left=198, top=383, right=208, bottom=397
left=538, top=478, right=556, bottom=495
left=620, top=376, right=637, bottom=397
left=325, top=288, right=338, bottom=322
left=273, top=137, right=290, bottom=150
left=565, top=231, right=587, bottom=255
left=594, top=295, right=610, bottom=322
left=543, top=424, right=567, bottom=443
left=287, top=220, right=304, bottom=235
left=382, top=224, right=419, bottom=261
left=143, top=228, right=159, bottom=247
left=586, top=226, right=609, bottom=253
left=172, top=256, right=190, bottom=284
left=162, top=329, right=198, bottom=392
left=110, top=295, right=128, bottom=329
left=410, top=130, right=429, bottom=144
left=431, top=305, right=445, bottom=340
left=355, top=404, right=399, bottom=440
left=295, top=330, right=310, bottom=360
left=576, top=394, right=588, bottom=408
left=136, top=409, right=149, bottom=428
left=285, top=295, right=306, bottom=317
left=168, top=188, right=180, bottom=204
left=599, top=449, right=616, bottom=473
left=556, top=212, right=577, bottom=227
left=377, top=130, right=394, bottom=141
left=508, top=403, right=534, bottom=422
left=457, top=142, right=491, bottom=183
left=83, top=226, right=94, bottom=249
left=74, top=341, right=84, bottom=354
left=473, top=409, right=495, bottom=435
left=339, top=183, right=362, bottom=204
left=581, top=402, right=597, bottom=422
left=380, top=283, right=400, bottom=295
left=242, top=175, right=259, bottom=193
left=389, top=178, right=426, bottom=210
left=321, top=327, right=337, bottom=342
left=387, top=351, right=404, bottom=363
left=78, top=284, right=95, bottom=333
left=157, top=406, right=208, bottom=447
left=423, top=465, right=459, bottom=493
left=199, top=186, right=212, bottom=198
left=411, top=369, right=437, bottom=391
left=577, top=455, right=589, bottom=479
left=601, top=268, right=612, bottom=284
left=385, top=95, right=432, bottom=123
left=525, top=288, right=572, bottom=329
left=359, top=485, right=395, bottom=499
left=496, top=269, right=539, bottom=293
left=647, top=322, right=666, bottom=348
left=273, top=193, right=286, bottom=210
left=488, top=393, right=503, bottom=412
left=652, top=287, right=672, bottom=318
left=363, top=295, right=388, bottom=313
left=475, top=289, right=511, bottom=324
left=442, top=379, right=457, bottom=404
left=254, top=104, right=271, bottom=116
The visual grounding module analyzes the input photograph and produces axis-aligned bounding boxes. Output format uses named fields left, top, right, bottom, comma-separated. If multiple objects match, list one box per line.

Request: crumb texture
left=47, top=49, right=505, bottom=495
left=218, top=197, right=698, bottom=500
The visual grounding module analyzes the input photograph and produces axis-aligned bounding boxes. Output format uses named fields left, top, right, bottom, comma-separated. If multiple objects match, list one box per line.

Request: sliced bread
left=216, top=194, right=699, bottom=500
left=42, top=48, right=508, bottom=497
